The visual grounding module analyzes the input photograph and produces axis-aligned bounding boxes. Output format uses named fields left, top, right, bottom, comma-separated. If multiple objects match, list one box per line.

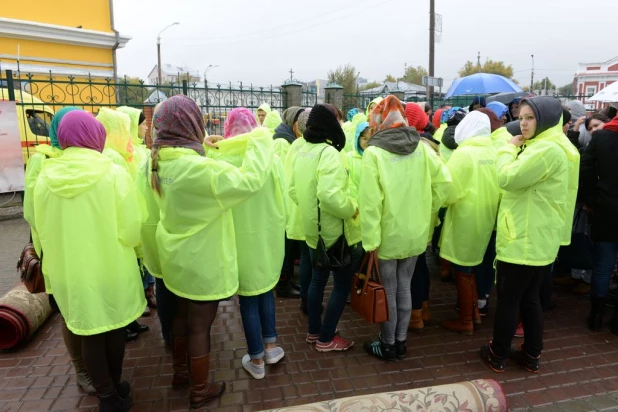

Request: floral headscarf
left=152, top=95, right=205, bottom=155
left=369, top=96, right=408, bottom=135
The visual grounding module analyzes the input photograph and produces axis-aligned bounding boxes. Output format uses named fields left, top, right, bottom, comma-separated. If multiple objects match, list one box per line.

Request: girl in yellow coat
left=149, top=96, right=273, bottom=409
left=32, top=111, right=143, bottom=409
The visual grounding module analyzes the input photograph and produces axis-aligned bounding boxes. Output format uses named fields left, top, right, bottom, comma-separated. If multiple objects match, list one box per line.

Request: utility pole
left=428, top=0, right=435, bottom=109
left=530, top=54, right=534, bottom=92
left=477, top=51, right=481, bottom=72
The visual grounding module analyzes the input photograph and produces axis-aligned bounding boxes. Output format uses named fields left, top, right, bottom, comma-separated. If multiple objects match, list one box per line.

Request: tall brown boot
left=171, top=336, right=189, bottom=389
left=422, top=301, right=431, bottom=325
left=408, top=309, right=424, bottom=332
left=442, top=272, right=474, bottom=335
left=189, top=354, right=226, bottom=409
left=471, top=274, right=481, bottom=327
left=440, top=258, right=453, bottom=282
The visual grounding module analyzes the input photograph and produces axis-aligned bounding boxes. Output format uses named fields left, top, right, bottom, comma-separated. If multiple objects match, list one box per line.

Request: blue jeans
left=155, top=277, right=177, bottom=346
left=299, top=241, right=312, bottom=300
left=591, top=242, right=618, bottom=299
left=141, top=262, right=156, bottom=289
left=239, top=291, right=277, bottom=359
left=308, top=244, right=362, bottom=343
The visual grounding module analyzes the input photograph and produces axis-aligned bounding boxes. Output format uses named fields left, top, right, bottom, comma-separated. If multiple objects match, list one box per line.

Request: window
left=586, top=86, right=597, bottom=97
left=25, top=109, right=52, bottom=137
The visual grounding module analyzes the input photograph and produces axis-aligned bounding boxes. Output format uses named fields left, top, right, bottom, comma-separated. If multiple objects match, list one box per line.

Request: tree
left=399, top=65, right=428, bottom=85
left=458, top=59, right=514, bottom=79
left=384, top=74, right=397, bottom=83
left=116, top=76, right=150, bottom=105
left=360, top=81, right=381, bottom=91
left=533, top=77, right=556, bottom=92
left=558, top=82, right=574, bottom=96
left=327, top=64, right=359, bottom=95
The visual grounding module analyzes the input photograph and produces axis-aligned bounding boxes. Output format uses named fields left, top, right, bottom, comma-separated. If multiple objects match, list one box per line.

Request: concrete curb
left=0, top=206, right=23, bottom=222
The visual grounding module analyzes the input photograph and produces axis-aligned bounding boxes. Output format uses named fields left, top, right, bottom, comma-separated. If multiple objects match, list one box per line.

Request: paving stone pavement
left=2, top=218, right=618, bottom=411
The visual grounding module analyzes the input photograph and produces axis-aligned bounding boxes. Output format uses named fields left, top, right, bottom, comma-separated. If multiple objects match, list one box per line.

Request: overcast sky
left=114, top=0, right=616, bottom=88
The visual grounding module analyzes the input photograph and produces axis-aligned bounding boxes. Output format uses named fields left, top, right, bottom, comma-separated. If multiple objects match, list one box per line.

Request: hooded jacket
left=154, top=130, right=273, bottom=300
left=344, top=112, right=367, bottom=153
left=346, top=121, right=369, bottom=201
left=439, top=112, right=500, bottom=266
left=117, top=106, right=149, bottom=169
left=365, top=97, right=383, bottom=118
left=495, top=97, right=574, bottom=265
left=263, top=110, right=282, bottom=134
left=97, top=108, right=137, bottom=178
left=256, top=103, right=272, bottom=125
left=360, top=126, right=452, bottom=259
left=207, top=127, right=285, bottom=296
left=32, top=147, right=144, bottom=335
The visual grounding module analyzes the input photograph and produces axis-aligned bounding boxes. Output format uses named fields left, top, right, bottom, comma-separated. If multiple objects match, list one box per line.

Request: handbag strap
left=361, top=251, right=383, bottom=295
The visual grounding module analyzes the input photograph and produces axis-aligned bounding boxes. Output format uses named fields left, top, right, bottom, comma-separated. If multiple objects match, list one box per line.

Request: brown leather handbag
left=17, top=238, right=46, bottom=294
left=350, top=251, right=389, bottom=324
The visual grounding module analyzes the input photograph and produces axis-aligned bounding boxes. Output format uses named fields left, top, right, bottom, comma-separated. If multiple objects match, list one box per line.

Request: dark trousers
left=155, top=277, right=177, bottom=346
left=411, top=251, right=430, bottom=310
left=492, top=261, right=550, bottom=358
left=81, top=328, right=126, bottom=396
left=281, top=238, right=299, bottom=281
left=476, top=231, right=497, bottom=299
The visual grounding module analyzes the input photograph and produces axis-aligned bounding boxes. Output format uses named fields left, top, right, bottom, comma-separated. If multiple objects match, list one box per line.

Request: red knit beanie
left=405, top=103, right=429, bottom=131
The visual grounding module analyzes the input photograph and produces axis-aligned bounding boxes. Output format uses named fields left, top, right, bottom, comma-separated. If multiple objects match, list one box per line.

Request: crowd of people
left=21, top=90, right=618, bottom=410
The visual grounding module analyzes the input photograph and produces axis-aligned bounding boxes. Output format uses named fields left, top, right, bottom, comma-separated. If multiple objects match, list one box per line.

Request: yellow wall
left=2, top=0, right=111, bottom=32
left=0, top=38, right=113, bottom=66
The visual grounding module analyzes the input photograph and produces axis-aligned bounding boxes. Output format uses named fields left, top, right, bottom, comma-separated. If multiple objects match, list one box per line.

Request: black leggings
left=81, top=328, right=125, bottom=396
left=172, top=297, right=219, bottom=357
left=411, top=252, right=430, bottom=310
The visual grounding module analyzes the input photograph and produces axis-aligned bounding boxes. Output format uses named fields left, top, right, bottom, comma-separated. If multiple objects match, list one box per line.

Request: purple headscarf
left=153, top=95, right=206, bottom=155
left=57, top=110, right=106, bottom=153
left=224, top=108, right=258, bottom=138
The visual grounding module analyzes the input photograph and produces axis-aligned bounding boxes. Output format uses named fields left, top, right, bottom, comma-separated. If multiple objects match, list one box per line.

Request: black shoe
left=395, top=340, right=407, bottom=360
left=480, top=341, right=506, bottom=373
left=276, top=282, right=301, bottom=298
left=587, top=297, right=606, bottom=331
left=127, top=320, right=149, bottom=334
left=511, top=342, right=540, bottom=373
left=116, top=381, right=132, bottom=399
left=364, top=340, right=396, bottom=362
left=125, top=329, right=138, bottom=342
left=610, top=303, right=618, bottom=335
left=98, top=391, right=132, bottom=412
left=290, top=278, right=301, bottom=291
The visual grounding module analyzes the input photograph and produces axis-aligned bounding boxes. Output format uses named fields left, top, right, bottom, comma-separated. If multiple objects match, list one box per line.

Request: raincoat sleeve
left=210, top=131, right=274, bottom=210
left=289, top=165, right=299, bottom=206
left=496, top=143, right=563, bottom=191
left=273, top=156, right=288, bottom=218
left=443, top=151, right=471, bottom=206
left=359, top=149, right=384, bottom=252
left=273, top=139, right=290, bottom=160
left=113, top=165, right=143, bottom=248
left=316, top=149, right=355, bottom=220
left=427, top=147, right=452, bottom=214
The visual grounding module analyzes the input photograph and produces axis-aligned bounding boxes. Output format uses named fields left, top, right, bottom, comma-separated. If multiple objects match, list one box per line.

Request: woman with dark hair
left=480, top=97, right=577, bottom=374
left=585, top=112, right=610, bottom=135
left=149, top=95, right=273, bottom=409
left=290, top=104, right=362, bottom=352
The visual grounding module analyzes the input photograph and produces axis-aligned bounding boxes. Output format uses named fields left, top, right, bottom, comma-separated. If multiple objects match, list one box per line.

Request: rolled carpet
left=0, top=285, right=52, bottom=349
left=261, top=379, right=508, bottom=411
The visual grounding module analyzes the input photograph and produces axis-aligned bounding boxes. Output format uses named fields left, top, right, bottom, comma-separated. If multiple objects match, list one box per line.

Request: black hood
left=304, top=104, right=346, bottom=151
left=506, top=120, right=521, bottom=136
left=442, top=125, right=458, bottom=150
left=368, top=126, right=420, bottom=155
left=273, top=123, right=296, bottom=144
left=521, top=96, right=563, bottom=139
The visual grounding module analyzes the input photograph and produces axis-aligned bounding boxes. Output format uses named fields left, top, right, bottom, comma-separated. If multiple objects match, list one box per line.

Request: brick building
left=574, top=56, right=618, bottom=110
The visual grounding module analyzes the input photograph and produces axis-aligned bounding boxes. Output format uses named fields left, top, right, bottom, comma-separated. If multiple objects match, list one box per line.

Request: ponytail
left=150, top=147, right=162, bottom=197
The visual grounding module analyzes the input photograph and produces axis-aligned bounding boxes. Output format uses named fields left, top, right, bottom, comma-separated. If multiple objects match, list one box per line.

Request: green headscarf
left=49, top=106, right=81, bottom=149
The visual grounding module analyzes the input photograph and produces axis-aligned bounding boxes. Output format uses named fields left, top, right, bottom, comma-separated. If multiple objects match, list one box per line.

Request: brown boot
left=440, top=258, right=453, bottom=282
left=471, top=274, right=481, bottom=327
left=422, top=301, right=431, bottom=325
left=189, top=354, right=226, bottom=409
left=408, top=309, right=424, bottom=332
left=442, top=272, right=474, bottom=335
left=171, top=336, right=189, bottom=389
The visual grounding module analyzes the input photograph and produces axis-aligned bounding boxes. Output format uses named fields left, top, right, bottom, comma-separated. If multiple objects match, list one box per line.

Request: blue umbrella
left=444, top=73, right=522, bottom=99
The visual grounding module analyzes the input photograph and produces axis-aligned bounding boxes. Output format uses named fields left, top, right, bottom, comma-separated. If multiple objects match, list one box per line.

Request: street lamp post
left=157, top=22, right=179, bottom=84
left=204, top=64, right=219, bottom=85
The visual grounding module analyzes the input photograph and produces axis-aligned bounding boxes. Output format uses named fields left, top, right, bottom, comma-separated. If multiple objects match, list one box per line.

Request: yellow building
left=0, top=0, right=130, bottom=106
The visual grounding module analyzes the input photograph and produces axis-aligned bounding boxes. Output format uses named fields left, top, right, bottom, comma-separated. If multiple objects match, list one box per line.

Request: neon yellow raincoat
left=117, top=106, right=149, bottom=169
left=440, top=143, right=454, bottom=162
left=97, top=108, right=137, bottom=178
left=344, top=112, right=367, bottom=153
left=491, top=127, right=512, bottom=150
left=256, top=103, right=271, bottom=125
left=290, top=143, right=360, bottom=249
left=495, top=122, right=570, bottom=266
left=155, top=132, right=274, bottom=301
left=555, top=133, right=580, bottom=245
left=207, top=128, right=285, bottom=296
left=135, top=162, right=162, bottom=278
left=439, top=112, right=500, bottom=266
left=434, top=123, right=447, bottom=142
left=23, top=144, right=62, bottom=256
left=32, top=147, right=144, bottom=335
left=365, top=97, right=383, bottom=118
left=360, top=131, right=452, bottom=260
left=284, top=137, right=307, bottom=241
left=263, top=110, right=282, bottom=135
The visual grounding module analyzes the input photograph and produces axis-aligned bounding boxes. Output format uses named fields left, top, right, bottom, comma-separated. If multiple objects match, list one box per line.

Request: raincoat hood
left=521, top=97, right=563, bottom=139
left=49, top=106, right=81, bottom=149
left=368, top=127, right=420, bottom=155
left=455, top=111, right=491, bottom=144
left=354, top=121, right=369, bottom=156
left=487, top=101, right=509, bottom=120
left=347, top=108, right=360, bottom=122
left=257, top=103, right=271, bottom=115
left=366, top=97, right=384, bottom=117
left=117, top=106, right=144, bottom=145
left=39, top=147, right=112, bottom=198
left=263, top=110, right=282, bottom=134
left=224, top=107, right=257, bottom=138
left=477, top=108, right=503, bottom=132
left=565, top=100, right=586, bottom=119
left=97, top=108, right=134, bottom=161
left=273, top=122, right=296, bottom=144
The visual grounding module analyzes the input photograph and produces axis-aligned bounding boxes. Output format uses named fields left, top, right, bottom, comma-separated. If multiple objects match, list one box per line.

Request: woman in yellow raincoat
left=22, top=106, right=96, bottom=396
left=149, top=95, right=273, bottom=409
left=481, top=97, right=576, bottom=374
left=31, top=110, right=143, bottom=410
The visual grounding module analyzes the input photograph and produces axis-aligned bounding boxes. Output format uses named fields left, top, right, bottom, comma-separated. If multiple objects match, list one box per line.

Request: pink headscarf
left=224, top=108, right=258, bottom=138
left=57, top=110, right=106, bottom=153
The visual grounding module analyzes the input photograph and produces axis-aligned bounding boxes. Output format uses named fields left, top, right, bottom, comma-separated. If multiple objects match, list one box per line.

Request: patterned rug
left=0, top=284, right=52, bottom=349
left=262, top=379, right=508, bottom=411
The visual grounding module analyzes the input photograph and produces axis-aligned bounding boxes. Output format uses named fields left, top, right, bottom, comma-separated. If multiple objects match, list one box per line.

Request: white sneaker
left=264, top=347, right=285, bottom=365
left=242, top=354, right=265, bottom=379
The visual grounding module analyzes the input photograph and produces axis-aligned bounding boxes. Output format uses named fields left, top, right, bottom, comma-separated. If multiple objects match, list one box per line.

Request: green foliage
left=360, top=81, right=381, bottom=91
left=399, top=65, right=428, bottom=85
left=327, top=64, right=359, bottom=95
left=533, top=77, right=556, bottom=91
left=458, top=59, right=514, bottom=78
left=384, top=74, right=397, bottom=83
